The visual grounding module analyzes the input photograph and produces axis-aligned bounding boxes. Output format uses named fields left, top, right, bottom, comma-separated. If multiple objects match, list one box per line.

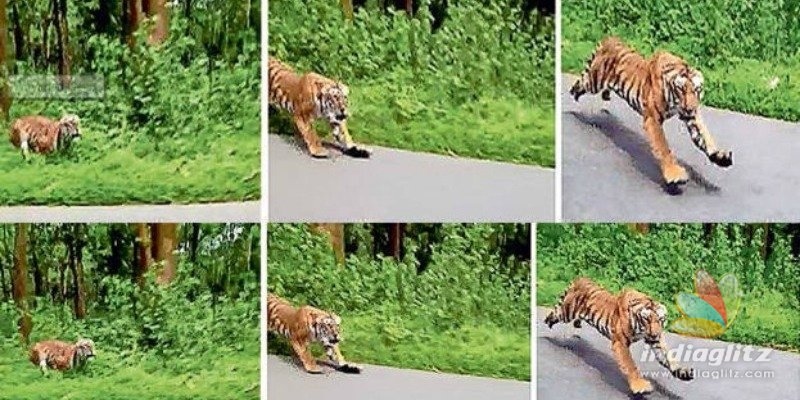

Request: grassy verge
left=563, top=0, right=800, bottom=122
left=0, top=341, right=259, bottom=400
left=0, top=124, right=259, bottom=205
left=269, top=308, right=530, bottom=381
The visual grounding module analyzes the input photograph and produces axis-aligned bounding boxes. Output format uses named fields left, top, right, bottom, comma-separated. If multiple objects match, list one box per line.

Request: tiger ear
left=339, top=84, right=349, bottom=96
left=332, top=314, right=342, bottom=325
left=691, top=70, right=704, bottom=88
left=655, top=304, right=667, bottom=318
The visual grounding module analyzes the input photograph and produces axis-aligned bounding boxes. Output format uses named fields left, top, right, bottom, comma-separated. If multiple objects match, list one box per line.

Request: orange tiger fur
left=267, top=293, right=361, bottom=374
left=545, top=278, right=693, bottom=395
left=9, top=114, right=82, bottom=159
left=29, top=339, right=95, bottom=374
left=268, top=57, right=370, bottom=158
left=570, top=37, right=732, bottom=191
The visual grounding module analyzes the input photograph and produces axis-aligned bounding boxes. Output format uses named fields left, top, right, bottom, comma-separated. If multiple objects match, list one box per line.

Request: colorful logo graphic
left=672, top=270, right=742, bottom=338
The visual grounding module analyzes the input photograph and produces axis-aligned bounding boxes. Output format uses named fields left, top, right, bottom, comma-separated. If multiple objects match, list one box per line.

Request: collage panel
left=0, top=1, right=260, bottom=220
left=266, top=223, right=531, bottom=400
left=0, top=223, right=260, bottom=399
left=536, top=223, right=800, bottom=399
left=267, top=1, right=556, bottom=222
left=561, top=1, right=800, bottom=221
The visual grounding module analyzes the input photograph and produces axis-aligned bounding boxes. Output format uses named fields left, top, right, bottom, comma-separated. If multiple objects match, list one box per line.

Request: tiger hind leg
left=569, top=76, right=588, bottom=102
left=544, top=307, right=562, bottom=328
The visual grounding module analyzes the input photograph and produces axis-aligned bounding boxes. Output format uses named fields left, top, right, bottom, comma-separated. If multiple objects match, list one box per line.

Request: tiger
left=268, top=57, right=371, bottom=159
left=544, top=277, right=693, bottom=395
left=29, top=338, right=95, bottom=375
left=267, top=293, right=362, bottom=374
left=9, top=114, right=82, bottom=159
left=570, top=37, right=732, bottom=191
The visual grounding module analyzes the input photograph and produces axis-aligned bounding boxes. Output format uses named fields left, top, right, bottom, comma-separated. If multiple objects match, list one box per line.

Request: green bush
left=269, top=0, right=555, bottom=166
left=268, top=223, right=531, bottom=380
left=537, top=224, right=800, bottom=351
left=563, top=0, right=800, bottom=121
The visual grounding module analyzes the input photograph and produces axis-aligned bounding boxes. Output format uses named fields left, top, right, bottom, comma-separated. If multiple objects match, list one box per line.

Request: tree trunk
left=12, top=224, right=31, bottom=344
left=0, top=0, right=11, bottom=121
left=68, top=225, right=87, bottom=319
left=151, top=223, right=178, bottom=285
left=52, top=0, right=71, bottom=88
left=387, top=223, right=405, bottom=261
left=341, top=0, right=354, bottom=20
left=405, top=0, right=413, bottom=15
left=189, top=223, right=201, bottom=263
left=95, top=0, right=112, bottom=35
left=10, top=1, right=23, bottom=61
left=108, top=224, right=124, bottom=275
left=310, top=224, right=346, bottom=265
left=30, top=226, right=45, bottom=297
left=125, top=0, right=144, bottom=47
left=134, top=223, right=151, bottom=285
left=145, top=0, right=169, bottom=45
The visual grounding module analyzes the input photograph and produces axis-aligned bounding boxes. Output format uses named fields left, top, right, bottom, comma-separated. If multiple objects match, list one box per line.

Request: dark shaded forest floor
left=0, top=341, right=259, bottom=400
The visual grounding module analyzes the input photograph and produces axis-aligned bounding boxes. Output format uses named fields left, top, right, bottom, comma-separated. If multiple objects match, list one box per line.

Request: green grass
left=271, top=85, right=554, bottom=167
left=562, top=0, right=800, bottom=122
left=0, top=341, right=259, bottom=400
left=0, top=118, right=259, bottom=206
left=269, top=309, right=530, bottom=381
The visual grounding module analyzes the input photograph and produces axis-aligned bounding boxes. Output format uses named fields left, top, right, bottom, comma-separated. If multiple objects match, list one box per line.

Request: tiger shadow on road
left=543, top=336, right=684, bottom=400
left=566, top=110, right=720, bottom=195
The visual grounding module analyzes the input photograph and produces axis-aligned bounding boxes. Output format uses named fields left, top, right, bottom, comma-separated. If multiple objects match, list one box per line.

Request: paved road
left=267, top=355, right=530, bottom=400
left=536, top=307, right=800, bottom=400
left=268, top=135, right=554, bottom=222
left=0, top=201, right=260, bottom=222
left=561, top=75, right=800, bottom=222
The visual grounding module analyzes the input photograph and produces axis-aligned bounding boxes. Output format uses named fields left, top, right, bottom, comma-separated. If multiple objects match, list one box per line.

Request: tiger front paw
left=629, top=377, right=654, bottom=395
left=343, top=146, right=371, bottom=159
left=709, top=150, right=732, bottom=168
left=309, top=146, right=331, bottom=159
left=305, top=366, right=324, bottom=374
left=337, top=363, right=363, bottom=374
left=672, top=367, right=695, bottom=381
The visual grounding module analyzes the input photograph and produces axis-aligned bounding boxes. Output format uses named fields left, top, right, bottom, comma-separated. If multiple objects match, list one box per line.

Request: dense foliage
left=268, top=223, right=531, bottom=380
left=563, top=0, right=800, bottom=122
left=0, top=0, right=260, bottom=205
left=269, top=0, right=555, bottom=166
left=0, top=224, right=260, bottom=399
left=537, top=224, right=800, bottom=351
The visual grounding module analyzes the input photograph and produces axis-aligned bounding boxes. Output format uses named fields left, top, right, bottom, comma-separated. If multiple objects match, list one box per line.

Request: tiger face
left=75, top=339, right=96, bottom=363
left=58, top=114, right=82, bottom=145
left=320, top=84, right=349, bottom=127
left=669, top=69, right=704, bottom=120
left=312, top=313, right=342, bottom=347
left=636, top=302, right=668, bottom=344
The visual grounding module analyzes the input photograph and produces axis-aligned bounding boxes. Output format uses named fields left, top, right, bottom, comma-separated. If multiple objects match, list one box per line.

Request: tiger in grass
left=267, top=293, right=362, bottom=374
left=268, top=57, right=371, bottom=159
left=29, top=338, right=95, bottom=375
left=570, top=37, right=732, bottom=191
left=9, top=114, right=82, bottom=159
left=544, top=277, right=694, bottom=395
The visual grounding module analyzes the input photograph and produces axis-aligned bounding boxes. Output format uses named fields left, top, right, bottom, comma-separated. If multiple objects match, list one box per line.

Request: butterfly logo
left=671, top=270, right=742, bottom=338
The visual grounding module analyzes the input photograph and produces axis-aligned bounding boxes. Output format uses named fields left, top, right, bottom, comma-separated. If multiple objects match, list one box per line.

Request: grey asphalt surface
left=268, top=135, right=554, bottom=222
left=536, top=307, right=800, bottom=400
left=0, top=201, right=260, bottom=222
left=561, top=74, right=800, bottom=222
left=267, top=355, right=530, bottom=400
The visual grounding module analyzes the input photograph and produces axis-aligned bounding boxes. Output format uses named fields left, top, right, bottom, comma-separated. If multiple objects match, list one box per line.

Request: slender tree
left=145, top=0, right=169, bottom=45
left=12, top=224, right=32, bottom=345
left=66, top=225, right=87, bottom=319
left=152, top=223, right=178, bottom=285
left=0, top=0, right=11, bottom=120
left=311, top=224, right=346, bottom=265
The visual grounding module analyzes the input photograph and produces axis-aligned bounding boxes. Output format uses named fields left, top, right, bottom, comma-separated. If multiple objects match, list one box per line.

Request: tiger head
left=312, top=312, right=342, bottom=347
left=58, top=114, right=82, bottom=146
left=74, top=338, right=96, bottom=366
left=320, top=83, right=349, bottom=127
left=635, top=301, right=668, bottom=344
left=668, top=68, right=704, bottom=120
